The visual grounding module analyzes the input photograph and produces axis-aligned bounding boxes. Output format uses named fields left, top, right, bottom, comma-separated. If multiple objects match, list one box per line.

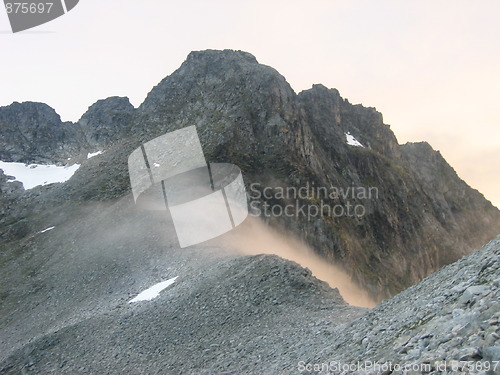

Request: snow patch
left=0, top=161, right=80, bottom=189
left=129, top=277, right=178, bottom=303
left=87, top=151, right=103, bottom=159
left=345, top=132, right=364, bottom=147
left=40, top=226, right=55, bottom=233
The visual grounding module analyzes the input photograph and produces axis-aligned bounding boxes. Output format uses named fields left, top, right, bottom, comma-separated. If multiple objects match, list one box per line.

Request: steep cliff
left=127, top=50, right=500, bottom=298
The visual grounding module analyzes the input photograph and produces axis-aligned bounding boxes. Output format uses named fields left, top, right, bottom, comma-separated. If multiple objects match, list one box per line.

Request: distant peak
left=3, top=101, right=57, bottom=112
left=402, top=141, right=434, bottom=152
left=300, top=84, right=341, bottom=98
left=311, top=83, right=329, bottom=91
left=0, top=101, right=62, bottom=123
left=85, top=96, right=133, bottom=111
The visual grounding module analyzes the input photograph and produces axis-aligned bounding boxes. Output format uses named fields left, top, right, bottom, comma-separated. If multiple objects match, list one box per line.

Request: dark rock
left=0, top=101, right=87, bottom=163
left=78, top=96, right=135, bottom=149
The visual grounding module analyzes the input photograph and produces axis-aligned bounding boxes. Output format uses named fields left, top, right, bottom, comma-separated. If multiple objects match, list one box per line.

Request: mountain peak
left=78, top=96, right=135, bottom=149
left=1, top=101, right=62, bottom=124
left=0, top=101, right=84, bottom=163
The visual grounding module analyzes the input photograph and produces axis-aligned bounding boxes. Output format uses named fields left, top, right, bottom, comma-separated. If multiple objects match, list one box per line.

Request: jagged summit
left=0, top=101, right=85, bottom=163
left=186, top=49, right=259, bottom=64
left=78, top=96, right=135, bottom=149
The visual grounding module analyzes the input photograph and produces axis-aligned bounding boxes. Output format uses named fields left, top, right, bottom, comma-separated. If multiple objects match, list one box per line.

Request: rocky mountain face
left=0, top=96, right=134, bottom=163
left=0, top=49, right=499, bottom=302
left=126, top=50, right=500, bottom=298
left=78, top=96, right=135, bottom=149
left=0, top=102, right=87, bottom=163
left=0, top=49, right=499, bottom=374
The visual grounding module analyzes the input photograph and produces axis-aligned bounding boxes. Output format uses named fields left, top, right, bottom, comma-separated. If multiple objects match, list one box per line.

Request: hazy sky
left=0, top=0, right=498, bottom=207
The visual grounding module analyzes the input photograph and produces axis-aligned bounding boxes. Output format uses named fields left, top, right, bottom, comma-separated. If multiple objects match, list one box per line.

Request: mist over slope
left=0, top=208, right=498, bottom=374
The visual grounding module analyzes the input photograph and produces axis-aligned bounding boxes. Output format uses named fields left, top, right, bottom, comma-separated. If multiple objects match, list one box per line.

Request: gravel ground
left=0, top=194, right=366, bottom=375
left=0, top=188, right=498, bottom=374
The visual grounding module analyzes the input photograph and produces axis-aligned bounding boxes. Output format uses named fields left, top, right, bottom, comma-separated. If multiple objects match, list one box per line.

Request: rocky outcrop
left=0, top=169, right=23, bottom=196
left=134, top=49, right=299, bottom=170
left=78, top=96, right=135, bottom=149
left=0, top=102, right=87, bottom=163
left=0, top=97, right=135, bottom=163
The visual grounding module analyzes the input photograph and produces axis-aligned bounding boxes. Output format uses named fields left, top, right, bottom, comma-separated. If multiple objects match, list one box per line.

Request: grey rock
left=0, top=101, right=87, bottom=163
left=481, top=346, right=500, bottom=362
left=77, top=96, right=135, bottom=149
left=458, top=347, right=481, bottom=360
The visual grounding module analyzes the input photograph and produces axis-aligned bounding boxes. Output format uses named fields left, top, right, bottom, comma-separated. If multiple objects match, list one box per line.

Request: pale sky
left=0, top=0, right=498, bottom=207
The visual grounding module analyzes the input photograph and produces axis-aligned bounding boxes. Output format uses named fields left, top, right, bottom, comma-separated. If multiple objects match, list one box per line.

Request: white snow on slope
left=345, top=132, right=364, bottom=147
left=0, top=161, right=80, bottom=189
left=87, top=151, right=103, bottom=159
left=39, top=226, right=55, bottom=233
left=129, top=277, right=178, bottom=303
